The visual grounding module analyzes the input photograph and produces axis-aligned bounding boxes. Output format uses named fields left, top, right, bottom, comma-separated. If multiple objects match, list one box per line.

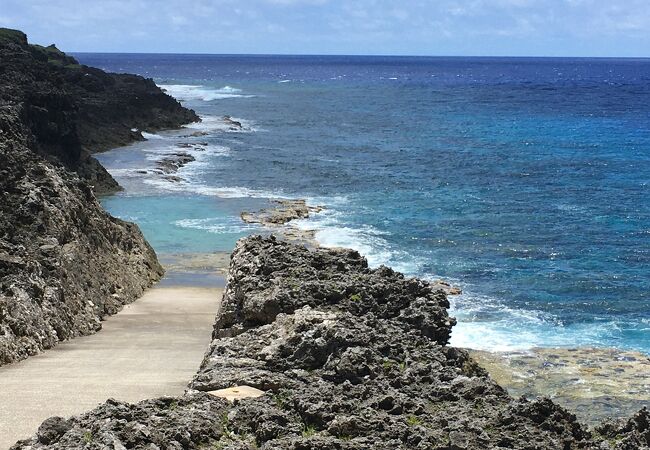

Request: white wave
left=158, top=84, right=255, bottom=102
left=186, top=185, right=288, bottom=199
left=287, top=200, right=624, bottom=353
left=174, top=217, right=258, bottom=234
left=141, top=131, right=165, bottom=140
left=183, top=115, right=257, bottom=134
left=105, top=168, right=149, bottom=178
left=447, top=290, right=631, bottom=352
left=316, top=226, right=395, bottom=268
left=278, top=79, right=292, bottom=83
left=291, top=207, right=421, bottom=274
left=304, top=195, right=349, bottom=207
left=141, top=143, right=231, bottom=169
left=142, top=177, right=287, bottom=199
left=449, top=316, right=628, bottom=352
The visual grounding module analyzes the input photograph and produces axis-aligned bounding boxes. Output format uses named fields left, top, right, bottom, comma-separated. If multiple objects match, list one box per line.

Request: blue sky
left=1, top=0, right=649, bottom=56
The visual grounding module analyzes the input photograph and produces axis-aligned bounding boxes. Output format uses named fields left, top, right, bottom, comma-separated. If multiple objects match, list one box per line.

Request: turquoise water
left=81, top=54, right=650, bottom=353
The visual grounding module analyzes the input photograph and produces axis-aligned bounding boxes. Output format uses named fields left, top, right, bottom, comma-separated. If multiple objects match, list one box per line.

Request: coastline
left=237, top=198, right=650, bottom=425
left=3, top=33, right=647, bottom=446
left=0, top=28, right=203, bottom=367
left=12, top=236, right=650, bottom=449
left=89, top=66, right=650, bottom=428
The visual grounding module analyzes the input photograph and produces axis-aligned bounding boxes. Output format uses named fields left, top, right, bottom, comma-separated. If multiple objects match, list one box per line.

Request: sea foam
left=158, top=84, right=254, bottom=101
left=174, top=216, right=258, bottom=234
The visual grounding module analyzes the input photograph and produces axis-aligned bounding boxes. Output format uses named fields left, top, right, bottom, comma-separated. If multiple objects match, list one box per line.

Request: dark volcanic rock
left=594, top=408, right=650, bottom=449
left=0, top=29, right=167, bottom=366
left=154, top=152, right=196, bottom=175
left=11, top=394, right=230, bottom=450
left=223, top=115, right=244, bottom=130
left=212, top=236, right=454, bottom=345
left=0, top=107, right=164, bottom=366
left=19, top=236, right=650, bottom=449
left=0, top=27, right=198, bottom=194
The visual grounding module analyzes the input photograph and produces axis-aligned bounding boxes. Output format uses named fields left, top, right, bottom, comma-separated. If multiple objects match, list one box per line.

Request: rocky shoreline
left=240, top=199, right=463, bottom=296
left=0, top=28, right=198, bottom=366
left=2, top=27, right=649, bottom=450
left=0, top=28, right=198, bottom=195
left=10, top=236, right=650, bottom=449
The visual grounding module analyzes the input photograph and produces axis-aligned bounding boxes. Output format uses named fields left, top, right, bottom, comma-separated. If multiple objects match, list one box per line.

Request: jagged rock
left=11, top=394, right=230, bottom=450
left=0, top=107, right=164, bottom=366
left=154, top=152, right=196, bottom=174
left=223, top=115, right=244, bottom=130
left=594, top=408, right=650, bottom=449
left=0, top=29, right=198, bottom=365
left=241, top=199, right=324, bottom=226
left=0, top=27, right=198, bottom=194
left=12, top=236, right=650, bottom=449
left=213, top=236, right=453, bottom=344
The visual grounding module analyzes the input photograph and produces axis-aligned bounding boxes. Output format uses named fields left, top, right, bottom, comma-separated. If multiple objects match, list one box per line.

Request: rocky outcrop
left=15, top=394, right=229, bottom=449
left=210, top=235, right=453, bottom=343
left=0, top=104, right=164, bottom=366
left=223, top=115, right=244, bottom=131
left=13, top=236, right=649, bottom=449
left=0, top=28, right=198, bottom=194
left=241, top=199, right=324, bottom=226
left=594, top=408, right=650, bottom=449
left=0, top=29, right=187, bottom=365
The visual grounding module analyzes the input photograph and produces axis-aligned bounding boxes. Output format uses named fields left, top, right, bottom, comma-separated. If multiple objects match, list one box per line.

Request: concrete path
left=0, top=286, right=221, bottom=449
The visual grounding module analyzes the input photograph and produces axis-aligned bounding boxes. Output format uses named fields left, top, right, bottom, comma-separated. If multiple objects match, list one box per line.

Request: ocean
left=75, top=53, right=650, bottom=354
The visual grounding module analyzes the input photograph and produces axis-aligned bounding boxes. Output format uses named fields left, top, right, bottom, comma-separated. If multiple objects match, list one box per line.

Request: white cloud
left=2, top=0, right=649, bottom=55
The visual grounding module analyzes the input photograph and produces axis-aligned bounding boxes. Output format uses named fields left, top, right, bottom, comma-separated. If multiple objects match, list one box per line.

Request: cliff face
left=11, top=237, right=650, bottom=449
left=0, top=28, right=198, bottom=194
left=0, top=29, right=198, bottom=366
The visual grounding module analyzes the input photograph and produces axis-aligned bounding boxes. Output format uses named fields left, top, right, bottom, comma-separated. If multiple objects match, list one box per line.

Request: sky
left=1, top=0, right=649, bottom=57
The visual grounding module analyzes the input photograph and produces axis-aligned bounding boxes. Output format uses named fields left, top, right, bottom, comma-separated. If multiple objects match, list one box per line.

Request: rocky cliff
left=0, top=29, right=198, bottom=366
left=12, top=237, right=650, bottom=449
left=0, top=28, right=198, bottom=194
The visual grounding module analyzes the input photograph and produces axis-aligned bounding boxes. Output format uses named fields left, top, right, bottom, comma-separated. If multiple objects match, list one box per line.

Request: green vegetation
left=82, top=431, right=93, bottom=443
left=30, top=43, right=82, bottom=69
left=349, top=293, right=362, bottom=302
left=220, top=412, right=231, bottom=437
left=301, top=424, right=317, bottom=438
left=406, top=415, right=422, bottom=426
left=382, top=359, right=396, bottom=371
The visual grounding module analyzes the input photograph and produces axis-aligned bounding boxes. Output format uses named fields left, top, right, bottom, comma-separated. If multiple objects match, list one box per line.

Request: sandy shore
left=0, top=284, right=221, bottom=449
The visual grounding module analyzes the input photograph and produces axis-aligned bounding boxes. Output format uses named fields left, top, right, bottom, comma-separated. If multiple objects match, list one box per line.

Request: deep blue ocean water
left=75, top=53, right=650, bottom=353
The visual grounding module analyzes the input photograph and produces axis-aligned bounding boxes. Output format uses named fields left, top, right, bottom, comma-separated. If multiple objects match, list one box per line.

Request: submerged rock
left=241, top=199, right=324, bottom=226
left=154, top=152, right=196, bottom=174
left=470, top=348, right=650, bottom=426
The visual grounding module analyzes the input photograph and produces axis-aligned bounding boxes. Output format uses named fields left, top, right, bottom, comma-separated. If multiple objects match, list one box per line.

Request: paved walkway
left=0, top=286, right=221, bottom=449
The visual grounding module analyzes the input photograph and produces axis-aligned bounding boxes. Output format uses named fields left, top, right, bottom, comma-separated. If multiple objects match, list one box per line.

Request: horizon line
left=68, top=51, right=650, bottom=60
